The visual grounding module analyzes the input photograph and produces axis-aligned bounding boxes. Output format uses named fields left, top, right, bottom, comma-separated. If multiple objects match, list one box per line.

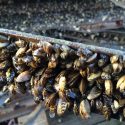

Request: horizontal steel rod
left=0, top=28, right=124, bottom=58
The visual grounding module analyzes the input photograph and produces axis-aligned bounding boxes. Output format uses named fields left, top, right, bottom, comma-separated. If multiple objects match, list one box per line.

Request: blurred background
left=0, top=0, right=124, bottom=34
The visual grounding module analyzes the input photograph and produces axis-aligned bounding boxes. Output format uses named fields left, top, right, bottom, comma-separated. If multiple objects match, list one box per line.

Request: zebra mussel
left=0, top=34, right=125, bottom=121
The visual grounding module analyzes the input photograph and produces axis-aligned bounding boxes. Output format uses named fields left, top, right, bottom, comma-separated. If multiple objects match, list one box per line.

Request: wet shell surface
left=57, top=98, right=68, bottom=116
left=0, top=35, right=9, bottom=48
left=87, top=86, right=101, bottom=100
left=16, top=71, right=31, bottom=83
left=79, top=99, right=91, bottom=119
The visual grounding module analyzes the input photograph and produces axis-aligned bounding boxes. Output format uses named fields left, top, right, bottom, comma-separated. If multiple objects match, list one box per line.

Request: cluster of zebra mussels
left=0, top=34, right=125, bottom=121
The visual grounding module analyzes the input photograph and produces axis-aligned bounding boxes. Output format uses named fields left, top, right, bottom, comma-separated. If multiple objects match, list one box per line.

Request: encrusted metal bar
left=0, top=28, right=124, bottom=58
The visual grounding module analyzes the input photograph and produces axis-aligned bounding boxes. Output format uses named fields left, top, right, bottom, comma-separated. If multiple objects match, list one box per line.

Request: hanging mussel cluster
left=1, top=34, right=125, bottom=121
